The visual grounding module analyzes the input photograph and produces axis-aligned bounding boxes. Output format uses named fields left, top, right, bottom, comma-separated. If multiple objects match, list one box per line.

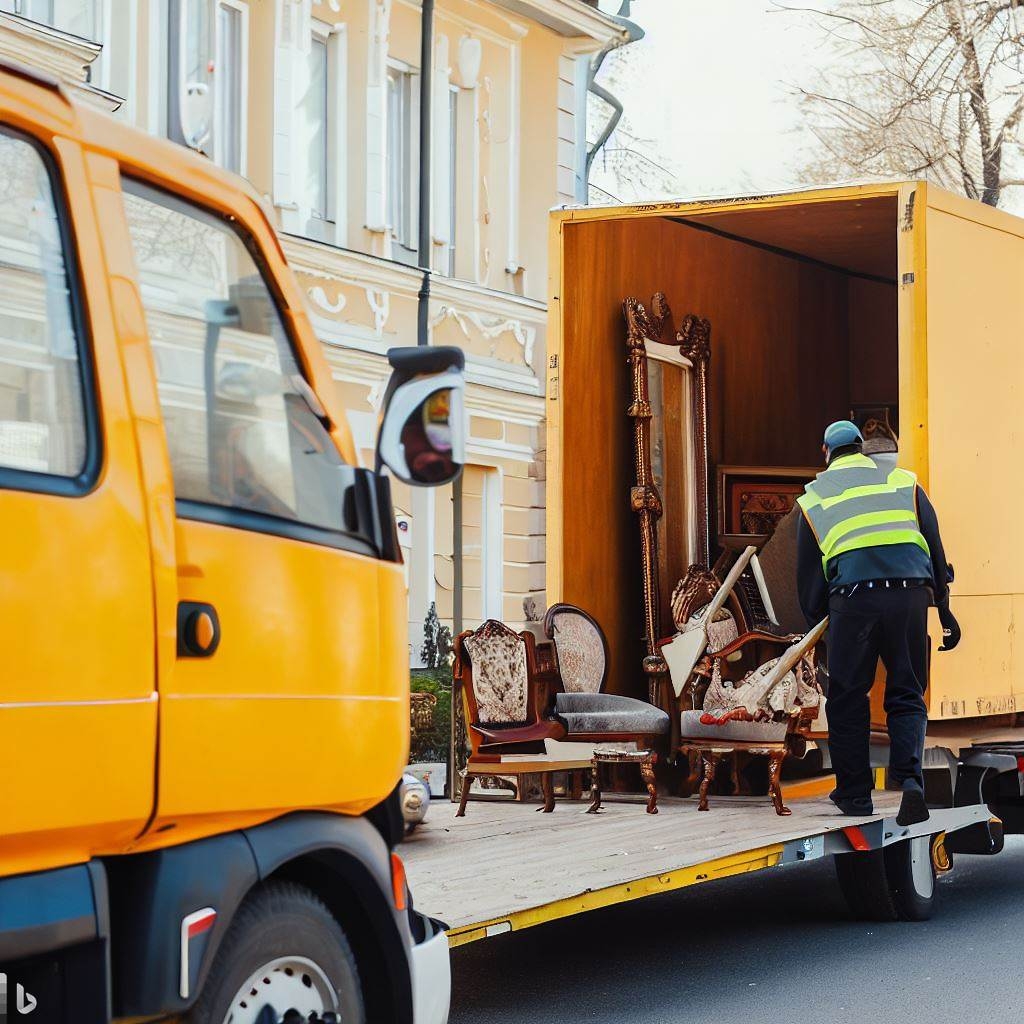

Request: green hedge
left=410, top=668, right=453, bottom=763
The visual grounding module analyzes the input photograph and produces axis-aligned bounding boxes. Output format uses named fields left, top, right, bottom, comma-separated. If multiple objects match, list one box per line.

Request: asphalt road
left=449, top=836, right=1024, bottom=1024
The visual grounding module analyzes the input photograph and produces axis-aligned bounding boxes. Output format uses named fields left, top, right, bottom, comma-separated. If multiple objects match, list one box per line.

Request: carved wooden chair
left=671, top=619, right=828, bottom=815
left=452, top=619, right=591, bottom=816
left=543, top=603, right=671, bottom=748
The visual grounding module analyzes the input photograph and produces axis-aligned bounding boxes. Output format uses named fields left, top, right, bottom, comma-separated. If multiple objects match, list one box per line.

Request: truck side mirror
left=376, top=346, right=465, bottom=487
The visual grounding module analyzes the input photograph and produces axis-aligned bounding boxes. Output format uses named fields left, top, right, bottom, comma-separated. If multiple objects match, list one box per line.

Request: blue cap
left=823, top=419, right=863, bottom=452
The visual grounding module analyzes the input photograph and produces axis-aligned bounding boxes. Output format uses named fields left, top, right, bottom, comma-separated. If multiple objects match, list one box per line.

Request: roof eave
left=486, top=0, right=629, bottom=44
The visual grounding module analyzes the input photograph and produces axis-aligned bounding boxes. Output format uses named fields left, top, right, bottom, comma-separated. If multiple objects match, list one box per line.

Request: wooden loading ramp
left=401, top=788, right=990, bottom=947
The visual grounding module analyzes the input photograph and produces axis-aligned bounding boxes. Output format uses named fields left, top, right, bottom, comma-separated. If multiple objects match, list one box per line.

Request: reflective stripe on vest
left=796, top=453, right=931, bottom=575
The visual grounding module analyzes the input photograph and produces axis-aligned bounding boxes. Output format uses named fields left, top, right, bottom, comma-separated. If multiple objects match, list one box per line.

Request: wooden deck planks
left=403, top=792, right=901, bottom=930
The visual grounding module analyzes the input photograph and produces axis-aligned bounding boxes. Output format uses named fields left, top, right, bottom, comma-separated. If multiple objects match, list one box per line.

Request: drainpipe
left=416, top=0, right=434, bottom=348
left=584, top=1, right=644, bottom=196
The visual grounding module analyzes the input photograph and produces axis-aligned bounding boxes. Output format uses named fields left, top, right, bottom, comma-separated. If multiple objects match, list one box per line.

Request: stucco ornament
left=430, top=304, right=535, bottom=368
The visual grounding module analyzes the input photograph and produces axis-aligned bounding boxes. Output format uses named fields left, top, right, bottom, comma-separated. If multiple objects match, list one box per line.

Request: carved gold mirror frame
left=623, top=293, right=711, bottom=690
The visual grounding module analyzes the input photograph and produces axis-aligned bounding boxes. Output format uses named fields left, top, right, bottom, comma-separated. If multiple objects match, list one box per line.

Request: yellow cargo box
left=546, top=182, right=1020, bottom=724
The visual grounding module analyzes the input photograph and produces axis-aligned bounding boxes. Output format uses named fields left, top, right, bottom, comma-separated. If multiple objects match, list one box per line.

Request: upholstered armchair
left=670, top=620, right=828, bottom=816
left=543, top=603, right=671, bottom=747
left=453, top=619, right=591, bottom=816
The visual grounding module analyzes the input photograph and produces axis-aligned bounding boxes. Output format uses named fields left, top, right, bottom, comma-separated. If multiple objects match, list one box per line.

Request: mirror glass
left=400, top=388, right=458, bottom=484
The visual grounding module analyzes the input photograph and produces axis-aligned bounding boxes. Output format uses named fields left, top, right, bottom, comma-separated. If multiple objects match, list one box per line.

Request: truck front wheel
left=185, top=881, right=365, bottom=1024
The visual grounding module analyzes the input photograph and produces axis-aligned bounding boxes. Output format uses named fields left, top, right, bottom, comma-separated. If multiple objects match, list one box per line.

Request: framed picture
left=850, top=404, right=898, bottom=441
left=717, top=465, right=818, bottom=540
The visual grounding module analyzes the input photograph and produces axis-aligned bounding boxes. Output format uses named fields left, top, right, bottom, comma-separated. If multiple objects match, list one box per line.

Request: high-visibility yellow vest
left=796, top=453, right=932, bottom=578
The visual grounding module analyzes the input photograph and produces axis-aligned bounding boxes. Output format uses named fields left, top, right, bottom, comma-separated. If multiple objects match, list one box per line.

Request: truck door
left=0, top=111, right=156, bottom=874
left=116, top=177, right=408, bottom=831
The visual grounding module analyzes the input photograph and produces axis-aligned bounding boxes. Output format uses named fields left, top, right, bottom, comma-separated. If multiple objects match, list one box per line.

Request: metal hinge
left=902, top=190, right=916, bottom=231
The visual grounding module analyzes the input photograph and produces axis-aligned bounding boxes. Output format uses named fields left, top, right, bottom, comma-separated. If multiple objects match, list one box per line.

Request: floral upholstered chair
left=673, top=619, right=828, bottom=815
left=453, top=620, right=591, bottom=816
left=543, top=604, right=670, bottom=747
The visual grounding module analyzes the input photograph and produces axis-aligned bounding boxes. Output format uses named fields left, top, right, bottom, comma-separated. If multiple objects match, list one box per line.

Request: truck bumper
left=410, top=914, right=451, bottom=1024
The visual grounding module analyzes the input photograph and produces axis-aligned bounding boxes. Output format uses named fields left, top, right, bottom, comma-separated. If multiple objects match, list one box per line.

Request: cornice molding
left=485, top=0, right=626, bottom=44
left=282, top=233, right=548, bottom=324
left=0, top=13, right=121, bottom=111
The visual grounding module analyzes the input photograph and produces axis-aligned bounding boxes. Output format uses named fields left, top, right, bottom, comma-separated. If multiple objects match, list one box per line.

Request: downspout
left=417, top=0, right=434, bottom=347
left=584, top=1, right=644, bottom=194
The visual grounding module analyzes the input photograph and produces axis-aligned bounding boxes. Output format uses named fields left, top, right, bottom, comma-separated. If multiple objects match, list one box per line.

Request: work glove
left=938, top=600, right=961, bottom=652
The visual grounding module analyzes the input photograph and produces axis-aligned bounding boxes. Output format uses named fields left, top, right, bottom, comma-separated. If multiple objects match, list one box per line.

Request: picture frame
left=717, top=465, right=818, bottom=540
left=850, top=403, right=899, bottom=441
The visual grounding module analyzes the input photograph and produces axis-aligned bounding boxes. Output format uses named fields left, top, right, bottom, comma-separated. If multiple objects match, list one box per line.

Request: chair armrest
left=713, top=630, right=803, bottom=661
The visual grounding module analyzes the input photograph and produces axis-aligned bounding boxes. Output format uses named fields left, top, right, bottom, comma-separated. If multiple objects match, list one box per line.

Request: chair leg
left=539, top=772, right=555, bottom=813
left=641, top=753, right=658, bottom=814
left=456, top=773, right=474, bottom=817
left=586, top=761, right=602, bottom=813
left=681, top=749, right=702, bottom=796
left=698, top=752, right=718, bottom=812
left=768, top=751, right=791, bottom=816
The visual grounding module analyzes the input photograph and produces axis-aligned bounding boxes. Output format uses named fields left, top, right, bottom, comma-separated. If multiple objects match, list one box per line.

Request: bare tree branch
left=785, top=0, right=1024, bottom=205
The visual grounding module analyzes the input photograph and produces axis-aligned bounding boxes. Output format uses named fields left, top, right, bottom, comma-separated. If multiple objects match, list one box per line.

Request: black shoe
left=830, top=788, right=874, bottom=816
left=896, top=781, right=930, bottom=826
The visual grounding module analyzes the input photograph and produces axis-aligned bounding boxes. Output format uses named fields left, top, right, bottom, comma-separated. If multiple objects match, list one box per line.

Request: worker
left=796, top=420, right=960, bottom=826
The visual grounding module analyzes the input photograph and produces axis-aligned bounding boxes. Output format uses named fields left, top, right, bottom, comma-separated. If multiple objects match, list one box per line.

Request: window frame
left=213, top=0, right=249, bottom=176
left=386, top=57, right=419, bottom=267
left=119, top=175, right=385, bottom=560
left=0, top=124, right=102, bottom=499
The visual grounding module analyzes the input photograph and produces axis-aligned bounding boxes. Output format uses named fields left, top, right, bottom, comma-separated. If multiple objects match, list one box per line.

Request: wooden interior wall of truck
left=552, top=197, right=903, bottom=715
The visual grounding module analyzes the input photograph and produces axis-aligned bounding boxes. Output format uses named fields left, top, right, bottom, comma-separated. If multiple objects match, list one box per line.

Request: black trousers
left=826, top=586, right=930, bottom=801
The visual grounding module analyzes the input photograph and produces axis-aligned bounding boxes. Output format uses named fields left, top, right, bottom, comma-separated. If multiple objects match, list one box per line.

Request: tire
left=884, top=834, right=937, bottom=922
left=834, top=849, right=898, bottom=922
left=185, top=881, right=365, bottom=1024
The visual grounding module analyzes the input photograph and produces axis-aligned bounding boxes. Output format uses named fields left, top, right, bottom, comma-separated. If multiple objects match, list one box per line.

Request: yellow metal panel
left=925, top=202, right=1024, bottom=599
left=155, top=522, right=410, bottom=826
left=927, top=597, right=1017, bottom=719
left=0, top=123, right=157, bottom=874
left=896, top=182, right=929, bottom=485
left=545, top=212, right=565, bottom=602
left=446, top=843, right=784, bottom=947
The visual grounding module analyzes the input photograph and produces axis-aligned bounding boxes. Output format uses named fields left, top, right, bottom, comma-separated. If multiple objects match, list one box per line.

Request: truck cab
left=0, top=60, right=456, bottom=1024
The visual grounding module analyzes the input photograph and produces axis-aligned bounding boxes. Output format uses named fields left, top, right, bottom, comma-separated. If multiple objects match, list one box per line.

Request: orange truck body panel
left=0, top=68, right=407, bottom=877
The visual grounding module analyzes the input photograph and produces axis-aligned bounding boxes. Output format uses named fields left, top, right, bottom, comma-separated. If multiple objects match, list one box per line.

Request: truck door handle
left=177, top=602, right=221, bottom=658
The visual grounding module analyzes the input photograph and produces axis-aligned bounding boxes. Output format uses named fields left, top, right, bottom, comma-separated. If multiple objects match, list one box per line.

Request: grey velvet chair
left=543, top=603, right=670, bottom=746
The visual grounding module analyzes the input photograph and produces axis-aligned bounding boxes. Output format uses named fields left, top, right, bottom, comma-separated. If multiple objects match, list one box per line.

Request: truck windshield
left=121, top=178, right=352, bottom=538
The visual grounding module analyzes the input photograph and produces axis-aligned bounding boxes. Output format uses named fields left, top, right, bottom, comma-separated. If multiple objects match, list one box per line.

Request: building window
left=120, top=178, right=356, bottom=537
left=387, top=61, right=418, bottom=266
left=304, top=33, right=329, bottom=223
left=441, top=84, right=458, bottom=277
left=1, top=0, right=100, bottom=38
left=214, top=0, right=247, bottom=174
left=0, top=128, right=92, bottom=485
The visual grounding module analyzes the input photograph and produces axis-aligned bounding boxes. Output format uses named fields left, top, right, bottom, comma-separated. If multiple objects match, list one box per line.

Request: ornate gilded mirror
left=623, top=294, right=711, bottom=689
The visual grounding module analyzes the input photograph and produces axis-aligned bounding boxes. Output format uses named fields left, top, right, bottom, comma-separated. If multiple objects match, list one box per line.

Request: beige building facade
left=0, top=0, right=628, bottom=660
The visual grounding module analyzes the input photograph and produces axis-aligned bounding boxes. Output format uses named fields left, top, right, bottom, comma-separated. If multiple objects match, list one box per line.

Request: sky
left=589, top=1, right=844, bottom=201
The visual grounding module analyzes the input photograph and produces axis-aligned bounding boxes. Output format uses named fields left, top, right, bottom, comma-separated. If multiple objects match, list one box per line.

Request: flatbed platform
left=403, top=788, right=990, bottom=946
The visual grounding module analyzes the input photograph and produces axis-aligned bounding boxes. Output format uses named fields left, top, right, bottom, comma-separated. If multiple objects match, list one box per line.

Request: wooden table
left=587, top=748, right=658, bottom=815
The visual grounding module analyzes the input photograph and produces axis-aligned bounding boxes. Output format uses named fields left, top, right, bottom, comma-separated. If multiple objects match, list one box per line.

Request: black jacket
left=797, top=485, right=950, bottom=625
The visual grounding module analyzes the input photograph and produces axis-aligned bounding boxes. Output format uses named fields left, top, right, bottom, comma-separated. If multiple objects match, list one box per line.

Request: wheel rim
left=908, top=835, right=935, bottom=899
left=223, top=955, right=339, bottom=1024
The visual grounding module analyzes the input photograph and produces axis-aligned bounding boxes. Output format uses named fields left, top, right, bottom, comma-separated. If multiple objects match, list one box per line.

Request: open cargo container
left=405, top=183, right=1024, bottom=946
left=546, top=181, right=1023, bottom=728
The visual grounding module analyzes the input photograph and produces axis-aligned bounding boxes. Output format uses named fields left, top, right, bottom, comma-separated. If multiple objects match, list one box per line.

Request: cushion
left=679, top=708, right=788, bottom=743
left=555, top=691, right=670, bottom=736
left=464, top=621, right=529, bottom=725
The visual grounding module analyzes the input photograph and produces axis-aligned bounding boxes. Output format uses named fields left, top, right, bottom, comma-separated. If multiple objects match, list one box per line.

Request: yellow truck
left=403, top=179, right=1024, bottom=950
left=0, top=61, right=459, bottom=1024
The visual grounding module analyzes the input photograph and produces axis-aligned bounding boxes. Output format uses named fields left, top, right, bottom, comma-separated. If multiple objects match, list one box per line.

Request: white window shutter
left=365, top=0, right=392, bottom=233
left=273, top=0, right=312, bottom=207
left=431, top=33, right=452, bottom=248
